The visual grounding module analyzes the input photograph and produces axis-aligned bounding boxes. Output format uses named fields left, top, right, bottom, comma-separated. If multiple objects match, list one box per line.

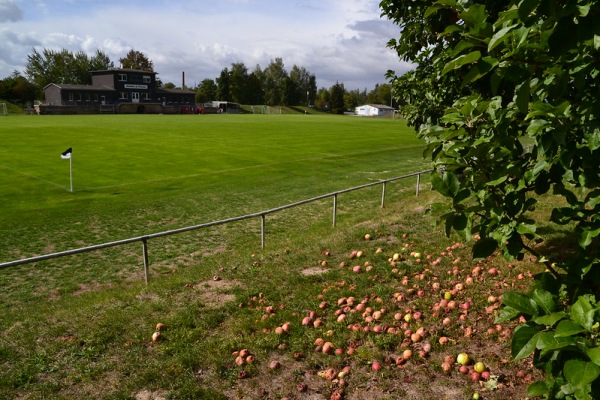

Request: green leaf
left=564, top=360, right=600, bottom=386
left=584, top=128, right=600, bottom=151
left=424, top=4, right=444, bottom=19
left=516, top=223, right=537, bottom=236
left=488, top=25, right=515, bottom=52
left=538, top=331, right=576, bottom=350
left=460, top=4, right=488, bottom=26
left=495, top=305, right=521, bottom=323
left=532, top=289, right=555, bottom=314
left=502, top=291, right=539, bottom=316
left=512, top=324, right=542, bottom=360
left=533, top=311, right=566, bottom=326
left=472, top=237, right=497, bottom=259
left=461, top=56, right=499, bottom=86
left=431, top=170, right=460, bottom=197
left=571, top=295, right=597, bottom=331
left=527, top=381, right=549, bottom=397
left=586, top=347, right=600, bottom=366
left=442, top=51, right=482, bottom=76
left=580, top=227, right=600, bottom=248
left=555, top=320, right=586, bottom=337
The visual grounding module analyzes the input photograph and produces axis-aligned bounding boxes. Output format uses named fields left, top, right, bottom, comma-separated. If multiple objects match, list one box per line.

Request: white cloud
left=0, top=0, right=23, bottom=22
left=0, top=0, right=412, bottom=90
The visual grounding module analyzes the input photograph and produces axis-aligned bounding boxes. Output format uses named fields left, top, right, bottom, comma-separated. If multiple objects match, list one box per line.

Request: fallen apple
left=269, top=360, right=281, bottom=370
left=457, top=353, right=470, bottom=365
left=474, top=361, right=486, bottom=373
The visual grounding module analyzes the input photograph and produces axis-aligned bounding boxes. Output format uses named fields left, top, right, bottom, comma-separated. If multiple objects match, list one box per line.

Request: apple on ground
left=457, top=353, right=470, bottom=365
left=474, top=361, right=486, bottom=373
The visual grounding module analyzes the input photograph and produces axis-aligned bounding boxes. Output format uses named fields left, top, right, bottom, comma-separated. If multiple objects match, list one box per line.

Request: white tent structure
left=355, top=104, right=395, bottom=117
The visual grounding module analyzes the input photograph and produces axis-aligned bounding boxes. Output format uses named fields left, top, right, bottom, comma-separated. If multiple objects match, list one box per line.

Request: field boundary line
left=0, top=164, right=66, bottom=189
left=82, top=150, right=424, bottom=191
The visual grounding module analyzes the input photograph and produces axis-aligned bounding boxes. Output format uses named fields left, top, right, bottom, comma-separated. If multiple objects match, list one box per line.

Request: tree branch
left=522, top=243, right=562, bottom=282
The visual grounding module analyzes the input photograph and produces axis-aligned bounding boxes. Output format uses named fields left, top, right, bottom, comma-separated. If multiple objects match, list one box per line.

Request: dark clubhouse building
left=41, top=68, right=196, bottom=114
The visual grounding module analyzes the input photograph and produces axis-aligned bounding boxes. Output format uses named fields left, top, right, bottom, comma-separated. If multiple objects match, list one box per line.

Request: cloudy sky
left=0, top=0, right=413, bottom=91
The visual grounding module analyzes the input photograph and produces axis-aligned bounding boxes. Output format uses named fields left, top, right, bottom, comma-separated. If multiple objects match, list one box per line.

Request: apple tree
left=380, top=0, right=600, bottom=397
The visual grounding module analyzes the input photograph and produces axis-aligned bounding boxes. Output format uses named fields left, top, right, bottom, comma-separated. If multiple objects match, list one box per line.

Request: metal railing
left=0, top=170, right=431, bottom=283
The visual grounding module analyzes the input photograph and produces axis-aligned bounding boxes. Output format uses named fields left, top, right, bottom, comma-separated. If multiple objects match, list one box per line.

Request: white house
left=355, top=104, right=395, bottom=117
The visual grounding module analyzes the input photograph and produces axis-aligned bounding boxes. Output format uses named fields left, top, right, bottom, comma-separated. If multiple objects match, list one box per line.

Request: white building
left=355, top=104, right=395, bottom=117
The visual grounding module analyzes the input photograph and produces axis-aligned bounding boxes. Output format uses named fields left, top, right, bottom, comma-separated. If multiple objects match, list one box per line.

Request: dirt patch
left=301, top=266, right=331, bottom=276
left=134, top=389, right=167, bottom=400
left=194, top=278, right=241, bottom=308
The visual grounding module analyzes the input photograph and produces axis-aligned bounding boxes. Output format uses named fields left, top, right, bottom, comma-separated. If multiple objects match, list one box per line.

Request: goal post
left=0, top=103, right=7, bottom=116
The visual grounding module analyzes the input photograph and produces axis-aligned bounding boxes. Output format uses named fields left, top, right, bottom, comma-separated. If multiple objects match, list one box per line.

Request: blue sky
left=0, top=0, right=413, bottom=90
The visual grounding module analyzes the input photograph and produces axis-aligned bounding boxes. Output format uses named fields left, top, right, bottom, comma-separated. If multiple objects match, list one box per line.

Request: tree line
left=0, top=48, right=394, bottom=113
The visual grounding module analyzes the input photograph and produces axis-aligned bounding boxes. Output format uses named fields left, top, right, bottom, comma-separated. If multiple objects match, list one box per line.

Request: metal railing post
left=260, top=214, right=266, bottom=249
left=142, top=237, right=149, bottom=284
left=332, top=194, right=337, bottom=227
left=381, top=182, right=386, bottom=208
left=416, top=173, right=421, bottom=196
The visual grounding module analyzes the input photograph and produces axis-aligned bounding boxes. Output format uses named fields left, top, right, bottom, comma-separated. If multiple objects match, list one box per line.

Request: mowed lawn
left=0, top=114, right=429, bottom=305
left=1, top=114, right=427, bottom=258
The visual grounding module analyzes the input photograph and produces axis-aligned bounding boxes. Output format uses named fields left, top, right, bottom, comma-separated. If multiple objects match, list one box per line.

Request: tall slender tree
left=263, top=58, right=287, bottom=106
left=215, top=68, right=230, bottom=101
left=329, top=82, right=346, bottom=114
left=247, top=65, right=265, bottom=105
left=229, top=62, right=249, bottom=104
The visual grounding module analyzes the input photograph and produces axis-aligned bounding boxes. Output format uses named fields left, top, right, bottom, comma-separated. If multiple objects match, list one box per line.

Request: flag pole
left=69, top=155, right=73, bottom=192
left=61, top=147, right=73, bottom=192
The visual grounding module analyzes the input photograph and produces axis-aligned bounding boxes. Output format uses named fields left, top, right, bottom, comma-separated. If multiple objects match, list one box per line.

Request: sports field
left=0, top=113, right=429, bottom=303
left=1, top=113, right=426, bottom=254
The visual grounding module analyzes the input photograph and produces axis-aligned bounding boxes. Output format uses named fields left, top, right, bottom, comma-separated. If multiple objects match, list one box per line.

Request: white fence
left=0, top=170, right=431, bottom=283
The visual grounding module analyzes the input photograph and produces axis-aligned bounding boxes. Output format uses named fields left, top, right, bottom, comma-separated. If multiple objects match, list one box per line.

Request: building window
left=78, top=94, right=82, bottom=102
left=143, top=76, right=151, bottom=83
left=143, top=92, right=150, bottom=100
left=120, top=92, right=127, bottom=99
left=118, top=74, right=127, bottom=82
left=94, top=94, right=99, bottom=102
left=68, top=93, right=74, bottom=101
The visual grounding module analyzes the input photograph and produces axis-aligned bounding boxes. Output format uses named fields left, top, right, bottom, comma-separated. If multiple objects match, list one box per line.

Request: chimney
left=182, top=71, right=185, bottom=90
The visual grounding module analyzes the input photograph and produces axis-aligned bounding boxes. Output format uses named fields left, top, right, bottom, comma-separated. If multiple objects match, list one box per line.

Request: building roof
left=43, top=83, right=115, bottom=91
left=157, top=88, right=195, bottom=94
left=90, top=68, right=157, bottom=75
left=365, top=104, right=395, bottom=110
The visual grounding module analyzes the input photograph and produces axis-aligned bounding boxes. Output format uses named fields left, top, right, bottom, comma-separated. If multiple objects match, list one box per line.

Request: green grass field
left=1, top=114, right=428, bottom=303
left=1, top=113, right=426, bottom=246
